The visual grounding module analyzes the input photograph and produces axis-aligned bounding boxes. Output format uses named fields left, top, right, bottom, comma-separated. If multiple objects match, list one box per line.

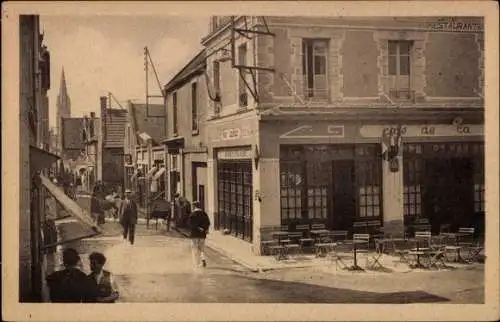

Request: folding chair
left=329, top=230, right=348, bottom=243
left=353, top=233, right=372, bottom=267
left=329, top=240, right=353, bottom=270
left=285, top=232, right=303, bottom=256
left=352, top=221, right=368, bottom=234
left=392, top=238, right=411, bottom=267
left=310, top=223, right=326, bottom=230
left=260, top=240, right=278, bottom=256
left=427, top=238, right=449, bottom=270
left=296, top=224, right=314, bottom=252
left=458, top=228, right=481, bottom=263
left=314, top=233, right=335, bottom=257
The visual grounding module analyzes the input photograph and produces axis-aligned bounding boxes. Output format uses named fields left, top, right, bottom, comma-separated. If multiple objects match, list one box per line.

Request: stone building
left=19, top=14, right=58, bottom=301
left=124, top=102, right=166, bottom=206
left=200, top=16, right=484, bottom=253
left=163, top=50, right=209, bottom=208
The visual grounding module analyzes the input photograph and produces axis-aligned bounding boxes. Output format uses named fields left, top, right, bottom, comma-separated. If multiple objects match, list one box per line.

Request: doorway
left=423, top=157, right=474, bottom=233
left=330, top=159, right=356, bottom=230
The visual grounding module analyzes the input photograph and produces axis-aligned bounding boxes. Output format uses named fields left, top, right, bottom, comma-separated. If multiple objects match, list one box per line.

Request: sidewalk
left=174, top=227, right=484, bottom=274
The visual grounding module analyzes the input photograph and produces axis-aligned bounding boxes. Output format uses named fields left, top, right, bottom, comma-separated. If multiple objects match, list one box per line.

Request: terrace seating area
left=260, top=222, right=485, bottom=272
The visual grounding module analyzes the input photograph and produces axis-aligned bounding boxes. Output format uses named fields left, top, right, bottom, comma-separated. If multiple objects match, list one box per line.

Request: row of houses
left=70, top=16, right=485, bottom=255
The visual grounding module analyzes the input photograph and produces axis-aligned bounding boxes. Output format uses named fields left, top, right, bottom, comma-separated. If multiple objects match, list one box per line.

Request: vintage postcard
left=2, top=1, right=499, bottom=321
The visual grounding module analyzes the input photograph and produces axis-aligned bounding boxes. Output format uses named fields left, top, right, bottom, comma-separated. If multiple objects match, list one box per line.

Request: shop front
left=206, top=115, right=259, bottom=245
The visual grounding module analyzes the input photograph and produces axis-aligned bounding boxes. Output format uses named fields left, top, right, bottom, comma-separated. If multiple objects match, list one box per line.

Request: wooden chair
left=330, top=240, right=353, bottom=270
left=296, top=224, right=314, bottom=251
left=329, top=230, right=348, bottom=243
left=457, top=227, right=482, bottom=262
left=353, top=233, right=373, bottom=267
left=314, top=232, right=335, bottom=257
left=310, top=223, right=326, bottom=230
left=414, top=231, right=432, bottom=249
left=353, top=221, right=368, bottom=234
left=260, top=239, right=278, bottom=256
left=285, top=232, right=303, bottom=255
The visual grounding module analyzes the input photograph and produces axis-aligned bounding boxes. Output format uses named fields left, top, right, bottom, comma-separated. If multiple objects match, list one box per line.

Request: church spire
left=57, top=67, right=71, bottom=118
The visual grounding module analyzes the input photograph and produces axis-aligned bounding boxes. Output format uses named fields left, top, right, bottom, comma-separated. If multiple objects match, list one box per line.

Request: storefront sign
left=280, top=124, right=345, bottom=138
left=220, top=127, right=254, bottom=141
left=360, top=124, right=483, bottom=138
left=217, top=147, right=253, bottom=160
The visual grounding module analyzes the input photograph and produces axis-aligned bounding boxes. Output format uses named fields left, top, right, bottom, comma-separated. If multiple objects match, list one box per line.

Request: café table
left=408, top=237, right=431, bottom=269
left=343, top=239, right=369, bottom=271
left=270, top=231, right=290, bottom=260
left=310, top=229, right=331, bottom=257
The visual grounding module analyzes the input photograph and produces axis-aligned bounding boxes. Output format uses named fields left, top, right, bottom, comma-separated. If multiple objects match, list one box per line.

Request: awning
left=152, top=167, right=166, bottom=180
left=40, top=174, right=101, bottom=233
left=162, top=136, right=185, bottom=150
left=146, top=166, right=158, bottom=179
left=30, top=146, right=60, bottom=173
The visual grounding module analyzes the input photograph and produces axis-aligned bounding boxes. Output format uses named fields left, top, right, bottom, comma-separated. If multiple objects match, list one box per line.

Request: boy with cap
left=188, top=201, right=210, bottom=269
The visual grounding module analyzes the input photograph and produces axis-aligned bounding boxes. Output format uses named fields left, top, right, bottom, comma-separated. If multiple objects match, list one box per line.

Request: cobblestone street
left=50, top=219, right=484, bottom=304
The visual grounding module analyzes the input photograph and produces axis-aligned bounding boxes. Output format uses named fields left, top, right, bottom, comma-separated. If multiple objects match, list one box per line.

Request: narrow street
left=51, top=219, right=484, bottom=304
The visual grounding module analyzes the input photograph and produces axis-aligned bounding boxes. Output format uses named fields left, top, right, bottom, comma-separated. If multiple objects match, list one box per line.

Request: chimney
left=100, top=96, right=107, bottom=114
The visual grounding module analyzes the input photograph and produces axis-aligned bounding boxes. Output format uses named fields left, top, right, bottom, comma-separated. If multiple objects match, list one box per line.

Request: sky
left=40, top=15, right=209, bottom=127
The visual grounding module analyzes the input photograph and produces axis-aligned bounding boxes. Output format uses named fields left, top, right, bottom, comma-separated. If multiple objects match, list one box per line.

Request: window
left=213, top=61, right=221, bottom=114
left=403, top=158, right=423, bottom=217
left=238, top=43, right=248, bottom=107
left=172, top=92, right=178, bottom=135
left=356, top=147, right=382, bottom=219
left=280, top=161, right=304, bottom=224
left=473, top=156, right=485, bottom=213
left=302, top=39, right=328, bottom=99
left=388, top=40, right=413, bottom=99
left=191, top=83, right=198, bottom=132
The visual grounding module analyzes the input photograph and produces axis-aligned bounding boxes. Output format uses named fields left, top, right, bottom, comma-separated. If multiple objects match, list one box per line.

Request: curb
left=172, top=227, right=261, bottom=273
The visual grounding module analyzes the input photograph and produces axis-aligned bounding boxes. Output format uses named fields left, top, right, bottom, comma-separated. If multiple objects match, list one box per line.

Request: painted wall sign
left=280, top=124, right=345, bottom=138
left=359, top=124, right=483, bottom=138
left=217, top=147, right=253, bottom=160
left=220, top=127, right=254, bottom=141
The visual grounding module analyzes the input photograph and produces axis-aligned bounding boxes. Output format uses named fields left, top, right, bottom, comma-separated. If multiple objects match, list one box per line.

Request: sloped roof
left=164, top=49, right=206, bottom=93
left=130, top=103, right=166, bottom=145
left=62, top=117, right=84, bottom=150
left=103, top=108, right=127, bottom=148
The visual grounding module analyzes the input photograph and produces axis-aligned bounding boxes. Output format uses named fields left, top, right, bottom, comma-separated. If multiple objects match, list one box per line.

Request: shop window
left=191, top=82, right=198, bottom=132
left=217, top=162, right=253, bottom=241
left=388, top=40, right=413, bottom=100
left=302, top=39, right=328, bottom=99
left=305, top=161, right=328, bottom=220
left=403, top=158, right=423, bottom=217
left=356, top=159, right=382, bottom=219
left=280, top=161, right=304, bottom=223
left=473, top=157, right=485, bottom=213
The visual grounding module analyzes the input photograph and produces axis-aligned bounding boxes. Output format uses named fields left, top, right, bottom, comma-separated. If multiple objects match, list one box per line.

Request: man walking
left=188, top=201, right=210, bottom=269
left=119, top=189, right=138, bottom=245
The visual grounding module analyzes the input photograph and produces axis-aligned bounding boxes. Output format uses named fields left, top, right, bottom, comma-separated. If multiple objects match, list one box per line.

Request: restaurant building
left=201, top=16, right=485, bottom=254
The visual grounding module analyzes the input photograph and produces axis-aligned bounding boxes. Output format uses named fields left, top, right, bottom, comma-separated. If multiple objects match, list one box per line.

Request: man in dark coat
left=188, top=201, right=210, bottom=269
left=119, top=189, right=138, bottom=245
left=46, top=248, right=99, bottom=302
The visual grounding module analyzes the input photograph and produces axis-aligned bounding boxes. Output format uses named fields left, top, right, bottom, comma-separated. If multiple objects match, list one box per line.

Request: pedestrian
left=188, top=201, right=210, bottom=269
left=119, top=189, right=138, bottom=245
left=173, top=192, right=191, bottom=228
left=88, top=252, right=120, bottom=303
left=46, top=248, right=99, bottom=303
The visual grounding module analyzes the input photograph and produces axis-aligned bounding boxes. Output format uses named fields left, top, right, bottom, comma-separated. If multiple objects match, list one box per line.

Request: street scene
left=16, top=13, right=487, bottom=308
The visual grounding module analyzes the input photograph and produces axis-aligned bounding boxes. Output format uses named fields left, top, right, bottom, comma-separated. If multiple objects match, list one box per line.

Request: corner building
left=201, top=16, right=484, bottom=254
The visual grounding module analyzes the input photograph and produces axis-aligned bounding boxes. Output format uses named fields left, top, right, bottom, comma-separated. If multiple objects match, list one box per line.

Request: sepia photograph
left=2, top=1, right=499, bottom=321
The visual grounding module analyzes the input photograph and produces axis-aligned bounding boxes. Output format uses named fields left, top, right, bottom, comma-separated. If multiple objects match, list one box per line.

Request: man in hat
left=46, top=248, right=99, bottom=302
left=119, top=189, right=138, bottom=245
